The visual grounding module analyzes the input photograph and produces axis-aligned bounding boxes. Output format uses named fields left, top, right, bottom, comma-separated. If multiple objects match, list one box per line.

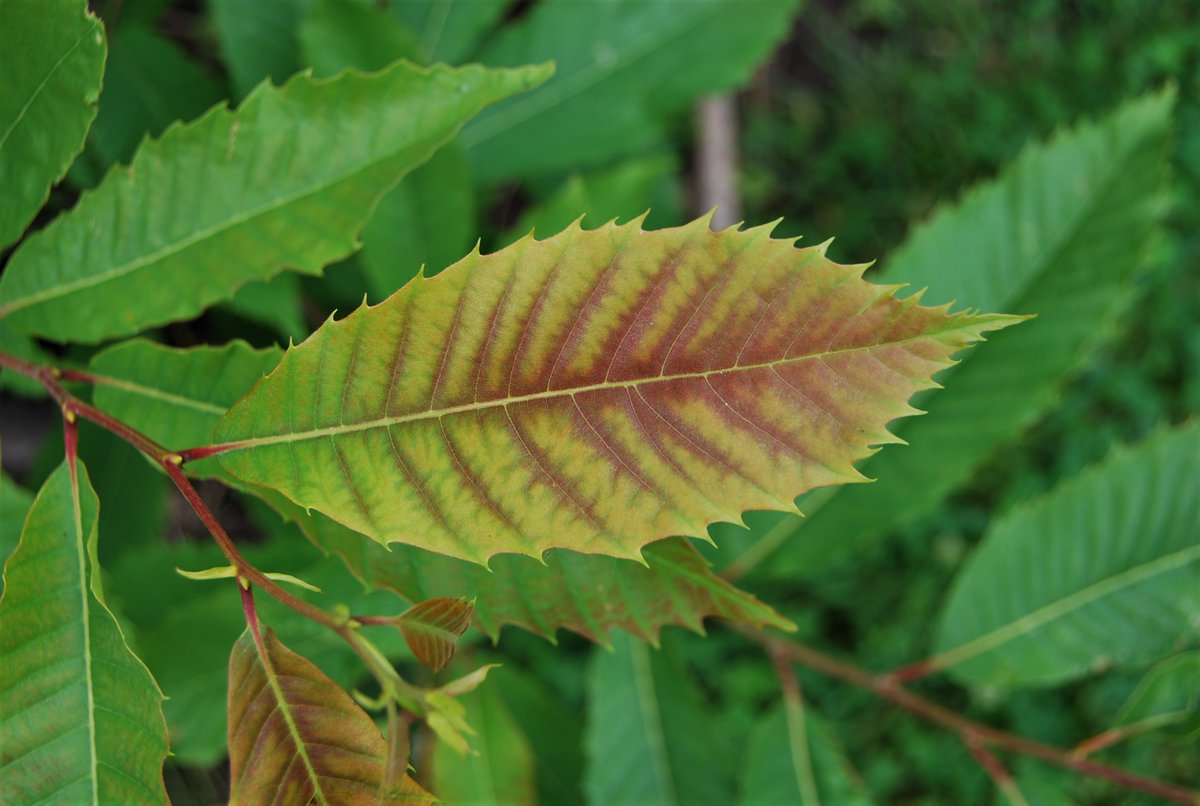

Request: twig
left=740, top=627, right=1200, bottom=805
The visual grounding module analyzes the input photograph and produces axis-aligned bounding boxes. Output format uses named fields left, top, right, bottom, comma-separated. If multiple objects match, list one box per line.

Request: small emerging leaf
left=228, top=625, right=435, bottom=804
left=439, top=663, right=502, bottom=699
left=396, top=597, right=474, bottom=673
left=216, top=216, right=1022, bottom=566
left=175, top=564, right=321, bottom=592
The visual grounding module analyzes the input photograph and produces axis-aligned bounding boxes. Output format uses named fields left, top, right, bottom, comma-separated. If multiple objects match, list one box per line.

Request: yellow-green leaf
left=215, top=216, right=1023, bottom=565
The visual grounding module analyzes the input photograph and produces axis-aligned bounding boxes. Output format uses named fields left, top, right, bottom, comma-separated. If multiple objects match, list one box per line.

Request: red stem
left=742, top=628, right=1200, bottom=805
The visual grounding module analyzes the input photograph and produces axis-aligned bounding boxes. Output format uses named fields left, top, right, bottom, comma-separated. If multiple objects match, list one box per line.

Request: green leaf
left=215, top=216, right=1021, bottom=564
left=462, top=0, right=801, bottom=181
left=585, top=631, right=732, bottom=804
left=741, top=704, right=871, bottom=805
left=91, top=339, right=282, bottom=460
left=0, top=461, right=168, bottom=804
left=491, top=664, right=586, bottom=804
left=300, top=0, right=420, bottom=78
left=0, top=60, right=552, bottom=343
left=228, top=624, right=436, bottom=804
left=295, top=0, right=477, bottom=299
left=1116, top=651, right=1200, bottom=740
left=431, top=682, right=537, bottom=804
left=501, top=153, right=683, bottom=248
left=753, top=88, right=1175, bottom=580
left=933, top=422, right=1200, bottom=688
left=0, top=475, right=34, bottom=595
left=395, top=597, right=474, bottom=673
left=209, top=0, right=309, bottom=99
left=223, top=272, right=308, bottom=342
left=360, top=144, right=476, bottom=298
left=390, top=0, right=509, bottom=65
left=68, top=23, right=224, bottom=189
left=0, top=0, right=106, bottom=249
left=313, top=514, right=796, bottom=644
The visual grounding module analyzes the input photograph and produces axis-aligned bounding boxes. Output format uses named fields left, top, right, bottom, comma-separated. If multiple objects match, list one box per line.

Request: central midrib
left=219, top=318, right=1002, bottom=453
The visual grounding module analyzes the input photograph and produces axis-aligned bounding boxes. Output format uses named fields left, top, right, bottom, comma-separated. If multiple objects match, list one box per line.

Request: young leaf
left=228, top=624, right=435, bottom=804
left=741, top=704, right=872, bottom=805
left=933, top=422, right=1200, bottom=688
left=0, top=462, right=169, bottom=804
left=755, top=89, right=1174, bottom=580
left=585, top=631, right=733, bottom=803
left=395, top=597, right=474, bottom=673
left=431, top=683, right=537, bottom=804
left=215, top=216, right=1022, bottom=565
left=0, top=61, right=552, bottom=343
left=462, top=0, right=801, bottom=181
left=0, top=0, right=106, bottom=249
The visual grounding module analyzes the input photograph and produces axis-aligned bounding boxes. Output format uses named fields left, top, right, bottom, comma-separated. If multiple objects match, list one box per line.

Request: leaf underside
left=216, top=216, right=1021, bottom=566
left=0, top=60, right=550, bottom=343
left=0, top=462, right=168, bottom=805
left=228, top=625, right=435, bottom=805
left=85, top=339, right=793, bottom=642
left=397, top=597, right=474, bottom=672
left=935, top=421, right=1200, bottom=688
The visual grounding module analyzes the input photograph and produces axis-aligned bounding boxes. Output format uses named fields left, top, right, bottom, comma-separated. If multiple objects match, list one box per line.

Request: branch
left=741, top=627, right=1200, bottom=805
left=0, top=348, right=423, bottom=707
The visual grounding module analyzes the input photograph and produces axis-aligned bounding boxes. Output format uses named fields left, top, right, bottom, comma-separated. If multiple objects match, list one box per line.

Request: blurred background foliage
left=1, top=0, right=1198, bottom=803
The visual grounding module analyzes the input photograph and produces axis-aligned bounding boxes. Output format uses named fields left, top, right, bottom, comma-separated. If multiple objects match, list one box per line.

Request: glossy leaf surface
left=216, top=216, right=1020, bottom=564
left=0, top=0, right=105, bottom=249
left=0, top=61, right=550, bottom=343
left=228, top=624, right=434, bottom=804
left=934, top=422, right=1200, bottom=687
left=0, top=462, right=168, bottom=804
left=755, top=89, right=1174, bottom=579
